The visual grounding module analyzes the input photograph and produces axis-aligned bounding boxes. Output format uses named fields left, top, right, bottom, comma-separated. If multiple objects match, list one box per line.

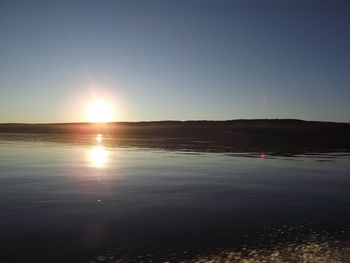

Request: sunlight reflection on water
left=90, top=146, right=107, bottom=168
left=96, top=134, right=103, bottom=144
left=90, top=134, right=108, bottom=168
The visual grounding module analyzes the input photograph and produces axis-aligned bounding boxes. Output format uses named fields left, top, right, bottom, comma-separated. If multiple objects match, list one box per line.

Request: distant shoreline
left=1, top=119, right=349, bottom=136
left=1, top=119, right=350, bottom=154
left=1, top=118, right=349, bottom=126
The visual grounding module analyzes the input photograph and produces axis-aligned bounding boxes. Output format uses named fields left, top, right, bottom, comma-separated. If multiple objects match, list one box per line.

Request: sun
left=86, top=100, right=113, bottom=123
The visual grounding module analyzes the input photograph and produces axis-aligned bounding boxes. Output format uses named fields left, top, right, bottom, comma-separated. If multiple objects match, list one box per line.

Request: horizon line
left=0, top=118, right=349, bottom=125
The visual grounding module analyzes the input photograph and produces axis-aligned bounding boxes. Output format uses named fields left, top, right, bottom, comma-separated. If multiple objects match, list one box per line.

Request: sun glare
left=96, top=134, right=103, bottom=143
left=90, top=146, right=107, bottom=168
left=86, top=101, right=113, bottom=123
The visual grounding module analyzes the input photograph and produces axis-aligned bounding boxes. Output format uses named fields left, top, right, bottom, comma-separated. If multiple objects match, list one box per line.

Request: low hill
left=1, top=119, right=350, bottom=153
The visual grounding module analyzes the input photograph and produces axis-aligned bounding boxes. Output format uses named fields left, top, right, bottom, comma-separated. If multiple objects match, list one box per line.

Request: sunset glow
left=86, top=101, right=113, bottom=123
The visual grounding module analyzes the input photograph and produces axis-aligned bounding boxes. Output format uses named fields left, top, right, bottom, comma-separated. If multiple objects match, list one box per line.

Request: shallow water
left=1, top=133, right=350, bottom=262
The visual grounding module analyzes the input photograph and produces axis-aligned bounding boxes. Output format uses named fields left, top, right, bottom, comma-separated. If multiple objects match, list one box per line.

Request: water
left=1, top=133, right=350, bottom=262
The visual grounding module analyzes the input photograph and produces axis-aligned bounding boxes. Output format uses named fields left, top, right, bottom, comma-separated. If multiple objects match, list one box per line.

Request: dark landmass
left=1, top=119, right=350, bottom=154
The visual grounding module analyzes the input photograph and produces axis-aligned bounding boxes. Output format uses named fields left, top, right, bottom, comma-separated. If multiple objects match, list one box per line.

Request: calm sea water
left=1, top=133, right=350, bottom=262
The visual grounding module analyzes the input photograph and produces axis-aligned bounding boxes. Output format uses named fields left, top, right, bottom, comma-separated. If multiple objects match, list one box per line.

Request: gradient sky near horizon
left=1, top=0, right=350, bottom=123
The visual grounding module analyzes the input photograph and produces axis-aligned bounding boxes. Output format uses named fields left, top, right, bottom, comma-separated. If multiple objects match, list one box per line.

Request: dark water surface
left=1, top=133, right=350, bottom=262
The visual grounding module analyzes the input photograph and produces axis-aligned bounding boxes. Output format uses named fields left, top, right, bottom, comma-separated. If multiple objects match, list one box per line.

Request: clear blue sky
left=1, top=0, right=350, bottom=123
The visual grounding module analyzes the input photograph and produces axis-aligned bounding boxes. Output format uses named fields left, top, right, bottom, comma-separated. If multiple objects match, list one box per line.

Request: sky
left=1, top=0, right=350, bottom=123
